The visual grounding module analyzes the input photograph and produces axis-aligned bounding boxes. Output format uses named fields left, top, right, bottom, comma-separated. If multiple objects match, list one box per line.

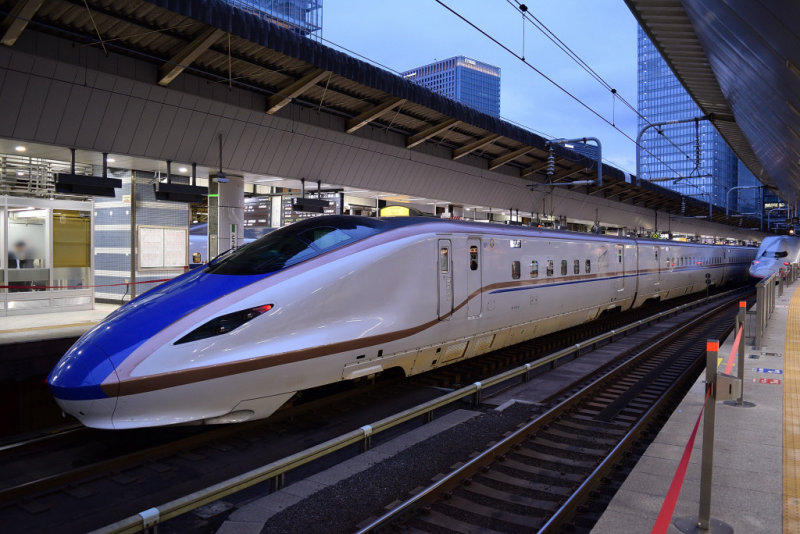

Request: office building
left=637, top=27, right=758, bottom=212
left=402, top=56, right=501, bottom=117
left=226, top=0, right=322, bottom=38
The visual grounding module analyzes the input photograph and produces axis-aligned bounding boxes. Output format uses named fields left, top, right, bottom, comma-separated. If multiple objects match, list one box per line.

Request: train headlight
left=175, top=304, right=273, bottom=345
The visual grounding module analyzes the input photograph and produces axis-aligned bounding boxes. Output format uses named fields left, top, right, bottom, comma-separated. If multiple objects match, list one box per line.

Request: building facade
left=402, top=56, right=501, bottom=117
left=637, top=27, right=759, bottom=212
left=226, top=0, right=322, bottom=38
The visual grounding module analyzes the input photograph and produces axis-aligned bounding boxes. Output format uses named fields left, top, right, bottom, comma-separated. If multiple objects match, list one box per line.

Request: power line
left=506, top=0, right=695, bottom=167
left=433, top=0, right=686, bottom=180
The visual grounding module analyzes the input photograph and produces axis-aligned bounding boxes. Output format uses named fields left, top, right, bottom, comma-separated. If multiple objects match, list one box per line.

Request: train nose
left=48, top=341, right=120, bottom=428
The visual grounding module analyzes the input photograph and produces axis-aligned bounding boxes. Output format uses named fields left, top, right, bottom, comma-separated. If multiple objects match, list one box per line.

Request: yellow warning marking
left=0, top=322, right=96, bottom=335
left=784, top=289, right=800, bottom=532
left=717, top=357, right=723, bottom=368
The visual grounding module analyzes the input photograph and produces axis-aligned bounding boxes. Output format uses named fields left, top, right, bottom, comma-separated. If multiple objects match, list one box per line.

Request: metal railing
left=93, top=287, right=748, bottom=534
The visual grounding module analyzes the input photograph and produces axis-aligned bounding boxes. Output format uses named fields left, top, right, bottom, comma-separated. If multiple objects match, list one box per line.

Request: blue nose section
left=48, top=341, right=118, bottom=400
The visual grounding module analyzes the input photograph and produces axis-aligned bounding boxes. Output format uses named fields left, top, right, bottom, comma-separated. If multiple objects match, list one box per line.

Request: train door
left=615, top=244, right=625, bottom=292
left=438, top=239, right=453, bottom=320
left=656, top=246, right=663, bottom=284
left=467, top=238, right=482, bottom=318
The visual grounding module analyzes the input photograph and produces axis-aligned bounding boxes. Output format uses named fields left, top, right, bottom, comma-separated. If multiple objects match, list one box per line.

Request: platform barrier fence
left=755, top=272, right=778, bottom=350
left=653, top=301, right=748, bottom=534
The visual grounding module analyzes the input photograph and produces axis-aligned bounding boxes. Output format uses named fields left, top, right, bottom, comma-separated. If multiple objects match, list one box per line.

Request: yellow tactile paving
left=785, top=289, right=800, bottom=532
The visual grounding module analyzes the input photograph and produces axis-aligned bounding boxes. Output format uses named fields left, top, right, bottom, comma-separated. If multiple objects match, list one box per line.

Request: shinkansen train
left=748, top=235, right=800, bottom=280
left=47, top=216, right=756, bottom=429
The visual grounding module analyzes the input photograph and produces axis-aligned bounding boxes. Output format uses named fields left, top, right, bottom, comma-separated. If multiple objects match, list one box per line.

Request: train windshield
left=761, top=250, right=788, bottom=258
left=205, top=217, right=385, bottom=275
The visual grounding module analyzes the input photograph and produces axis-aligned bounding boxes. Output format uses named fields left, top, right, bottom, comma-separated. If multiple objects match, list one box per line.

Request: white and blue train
left=48, top=216, right=756, bottom=429
left=748, top=235, right=800, bottom=280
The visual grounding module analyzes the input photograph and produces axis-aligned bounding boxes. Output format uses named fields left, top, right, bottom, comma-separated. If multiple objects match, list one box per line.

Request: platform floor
left=0, top=303, right=119, bottom=344
left=593, top=285, right=797, bottom=534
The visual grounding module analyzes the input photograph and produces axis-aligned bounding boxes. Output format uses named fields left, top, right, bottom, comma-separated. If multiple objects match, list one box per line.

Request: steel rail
left=93, top=287, right=748, bottom=534
left=355, top=291, right=737, bottom=533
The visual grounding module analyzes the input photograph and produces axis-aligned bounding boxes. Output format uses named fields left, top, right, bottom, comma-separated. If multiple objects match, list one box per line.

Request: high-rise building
left=637, top=27, right=758, bottom=212
left=227, top=0, right=322, bottom=38
left=402, top=56, right=501, bottom=117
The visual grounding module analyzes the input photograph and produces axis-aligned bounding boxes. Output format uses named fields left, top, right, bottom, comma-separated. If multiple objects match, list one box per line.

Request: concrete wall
left=0, top=31, right=765, bottom=242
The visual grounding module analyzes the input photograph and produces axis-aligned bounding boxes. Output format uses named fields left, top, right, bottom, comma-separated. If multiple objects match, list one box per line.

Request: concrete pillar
left=208, top=174, right=244, bottom=257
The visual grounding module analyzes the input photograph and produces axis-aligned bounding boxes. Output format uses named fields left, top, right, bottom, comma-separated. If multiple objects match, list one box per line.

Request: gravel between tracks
left=254, top=401, right=536, bottom=534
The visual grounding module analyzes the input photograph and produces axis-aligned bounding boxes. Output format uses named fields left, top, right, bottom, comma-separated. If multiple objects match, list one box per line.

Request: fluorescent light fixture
left=14, top=145, right=26, bottom=152
left=344, top=190, right=368, bottom=194
left=16, top=171, right=24, bottom=176
left=15, top=208, right=47, bottom=218
left=255, top=178, right=283, bottom=183
left=179, top=167, right=188, bottom=173
left=564, top=143, right=574, bottom=149
left=107, top=157, right=116, bottom=163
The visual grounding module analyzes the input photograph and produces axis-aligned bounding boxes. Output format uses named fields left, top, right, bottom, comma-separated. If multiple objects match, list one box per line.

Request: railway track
left=358, top=292, right=742, bottom=533
left=0, top=287, right=749, bottom=533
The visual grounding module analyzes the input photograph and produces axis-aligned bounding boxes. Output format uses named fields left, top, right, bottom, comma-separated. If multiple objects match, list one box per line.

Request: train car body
left=48, top=216, right=755, bottom=429
left=748, top=235, right=800, bottom=280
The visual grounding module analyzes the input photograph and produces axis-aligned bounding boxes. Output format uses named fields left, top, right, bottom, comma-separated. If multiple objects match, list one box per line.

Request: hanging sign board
left=138, top=225, right=188, bottom=270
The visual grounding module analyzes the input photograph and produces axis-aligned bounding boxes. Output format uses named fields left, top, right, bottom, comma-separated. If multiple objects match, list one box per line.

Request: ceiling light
left=255, top=178, right=283, bottom=183
left=16, top=171, right=24, bottom=176
left=14, top=145, right=26, bottom=152
left=179, top=167, right=188, bottom=173
left=107, top=157, right=116, bottom=163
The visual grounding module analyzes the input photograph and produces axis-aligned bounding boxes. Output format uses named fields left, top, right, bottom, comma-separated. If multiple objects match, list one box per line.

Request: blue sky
left=323, top=0, right=640, bottom=174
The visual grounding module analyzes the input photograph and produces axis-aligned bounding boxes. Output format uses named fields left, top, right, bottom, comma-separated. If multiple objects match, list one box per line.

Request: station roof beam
left=1, top=0, right=44, bottom=47
left=489, top=146, right=534, bottom=171
left=453, top=134, right=501, bottom=161
left=158, top=26, right=226, bottom=86
left=406, top=118, right=461, bottom=149
left=266, top=68, right=329, bottom=115
left=346, top=97, right=406, bottom=134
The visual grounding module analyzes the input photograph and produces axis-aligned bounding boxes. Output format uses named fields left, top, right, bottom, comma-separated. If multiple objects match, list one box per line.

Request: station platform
left=0, top=303, right=118, bottom=345
left=592, top=285, right=797, bottom=533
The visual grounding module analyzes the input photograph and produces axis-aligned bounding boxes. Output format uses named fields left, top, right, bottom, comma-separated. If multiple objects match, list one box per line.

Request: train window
left=530, top=260, right=539, bottom=278
left=546, top=259, right=554, bottom=276
left=561, top=260, right=567, bottom=275
left=439, top=247, right=449, bottom=273
left=585, top=259, right=591, bottom=273
left=573, top=260, right=580, bottom=274
left=511, top=261, right=521, bottom=280
left=206, top=217, right=385, bottom=275
left=469, top=245, right=478, bottom=271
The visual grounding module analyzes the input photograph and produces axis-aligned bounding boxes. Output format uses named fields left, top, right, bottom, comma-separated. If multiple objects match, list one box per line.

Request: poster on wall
left=138, top=226, right=187, bottom=270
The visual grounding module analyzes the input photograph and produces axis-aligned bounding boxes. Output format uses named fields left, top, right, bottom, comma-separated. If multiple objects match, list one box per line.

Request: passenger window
left=439, top=247, right=449, bottom=273
left=546, top=259, right=554, bottom=276
left=561, top=260, right=567, bottom=276
left=469, top=245, right=478, bottom=271
left=511, top=261, right=520, bottom=280
left=573, top=259, right=579, bottom=274
left=530, top=260, right=539, bottom=278
left=585, top=259, right=591, bottom=273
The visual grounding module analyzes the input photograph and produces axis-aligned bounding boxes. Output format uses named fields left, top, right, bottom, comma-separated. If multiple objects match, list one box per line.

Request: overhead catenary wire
left=507, top=0, right=694, bottom=165
left=434, top=0, right=688, bottom=180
